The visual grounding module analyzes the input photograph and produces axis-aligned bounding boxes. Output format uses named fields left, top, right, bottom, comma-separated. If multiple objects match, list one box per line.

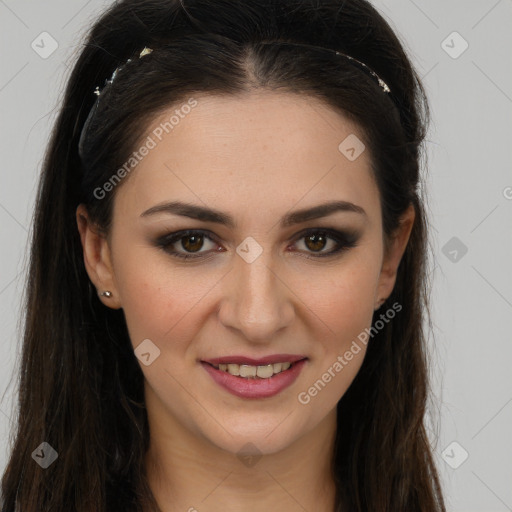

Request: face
left=77, top=90, right=413, bottom=457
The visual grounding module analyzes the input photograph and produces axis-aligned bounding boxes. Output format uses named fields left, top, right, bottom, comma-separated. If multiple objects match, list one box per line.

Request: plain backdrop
left=0, top=1, right=511, bottom=511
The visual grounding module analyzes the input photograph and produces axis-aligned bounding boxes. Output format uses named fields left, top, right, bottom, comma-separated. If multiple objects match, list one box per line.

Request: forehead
left=114, top=90, right=380, bottom=223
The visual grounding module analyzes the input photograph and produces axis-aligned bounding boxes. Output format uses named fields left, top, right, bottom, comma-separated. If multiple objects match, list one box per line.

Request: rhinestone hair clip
left=92, top=46, right=153, bottom=98
left=334, top=51, right=391, bottom=93
left=78, top=43, right=391, bottom=160
left=258, top=41, right=391, bottom=94
left=78, top=47, right=153, bottom=159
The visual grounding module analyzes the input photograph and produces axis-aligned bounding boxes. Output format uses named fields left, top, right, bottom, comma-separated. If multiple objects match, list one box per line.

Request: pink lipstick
left=200, top=354, right=307, bottom=399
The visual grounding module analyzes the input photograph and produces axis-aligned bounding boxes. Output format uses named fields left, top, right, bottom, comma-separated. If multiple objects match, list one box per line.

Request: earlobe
left=76, top=204, right=122, bottom=309
left=375, top=204, right=415, bottom=309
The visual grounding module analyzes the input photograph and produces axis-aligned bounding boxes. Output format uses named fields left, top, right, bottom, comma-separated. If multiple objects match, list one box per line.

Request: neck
left=144, top=405, right=338, bottom=512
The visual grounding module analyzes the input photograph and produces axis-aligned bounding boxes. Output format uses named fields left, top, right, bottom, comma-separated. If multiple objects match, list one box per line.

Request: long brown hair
left=1, top=0, right=445, bottom=510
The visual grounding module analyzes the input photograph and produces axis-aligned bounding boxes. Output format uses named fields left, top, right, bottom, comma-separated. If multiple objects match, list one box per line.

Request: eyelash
left=155, top=228, right=359, bottom=261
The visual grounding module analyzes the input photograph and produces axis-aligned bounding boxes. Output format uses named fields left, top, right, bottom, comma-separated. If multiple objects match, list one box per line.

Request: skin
left=76, top=90, right=414, bottom=512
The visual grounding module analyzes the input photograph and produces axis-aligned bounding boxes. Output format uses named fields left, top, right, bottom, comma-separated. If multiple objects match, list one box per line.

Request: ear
left=374, top=204, right=415, bottom=310
left=76, top=204, right=122, bottom=310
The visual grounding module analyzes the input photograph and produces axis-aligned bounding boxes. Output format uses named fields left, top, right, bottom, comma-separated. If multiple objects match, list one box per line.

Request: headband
left=78, top=42, right=391, bottom=160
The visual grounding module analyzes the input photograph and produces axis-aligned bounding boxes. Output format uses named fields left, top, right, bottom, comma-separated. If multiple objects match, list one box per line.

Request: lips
left=200, top=354, right=308, bottom=399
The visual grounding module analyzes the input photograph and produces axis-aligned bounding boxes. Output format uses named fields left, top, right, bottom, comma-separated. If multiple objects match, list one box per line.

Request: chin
left=199, top=411, right=309, bottom=458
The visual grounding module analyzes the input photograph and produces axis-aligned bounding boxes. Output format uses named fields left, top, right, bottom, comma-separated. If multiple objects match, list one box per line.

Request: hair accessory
left=99, top=290, right=113, bottom=298
left=258, top=41, right=391, bottom=94
left=334, top=51, right=390, bottom=93
left=98, top=46, right=152, bottom=96
left=78, top=47, right=153, bottom=159
left=139, top=47, right=153, bottom=58
left=78, top=42, right=391, bottom=160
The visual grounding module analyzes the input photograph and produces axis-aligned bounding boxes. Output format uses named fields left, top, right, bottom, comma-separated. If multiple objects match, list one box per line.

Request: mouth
left=204, top=360, right=305, bottom=379
left=200, top=355, right=308, bottom=399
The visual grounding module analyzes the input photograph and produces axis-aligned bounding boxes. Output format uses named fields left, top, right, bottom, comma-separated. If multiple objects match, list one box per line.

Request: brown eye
left=156, top=230, right=220, bottom=260
left=180, top=233, right=205, bottom=253
left=291, top=228, right=359, bottom=259
left=303, top=232, right=330, bottom=252
left=156, top=228, right=359, bottom=261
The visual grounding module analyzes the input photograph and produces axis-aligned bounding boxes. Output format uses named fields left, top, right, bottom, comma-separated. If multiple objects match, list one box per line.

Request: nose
left=217, top=250, right=295, bottom=343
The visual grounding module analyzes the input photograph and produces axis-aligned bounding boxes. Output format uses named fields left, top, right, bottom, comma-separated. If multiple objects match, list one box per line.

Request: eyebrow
left=140, top=200, right=366, bottom=228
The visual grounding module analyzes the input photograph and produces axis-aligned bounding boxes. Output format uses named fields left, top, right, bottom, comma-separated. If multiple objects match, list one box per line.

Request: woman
left=1, top=0, right=446, bottom=510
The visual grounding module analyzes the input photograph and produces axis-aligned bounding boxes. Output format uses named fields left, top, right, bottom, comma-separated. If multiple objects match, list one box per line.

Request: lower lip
left=201, top=359, right=307, bottom=399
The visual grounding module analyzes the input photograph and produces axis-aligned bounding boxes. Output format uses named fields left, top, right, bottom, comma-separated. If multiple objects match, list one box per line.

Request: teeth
left=239, top=365, right=257, bottom=378
left=227, top=363, right=239, bottom=376
left=256, top=364, right=274, bottom=378
left=215, top=361, right=296, bottom=379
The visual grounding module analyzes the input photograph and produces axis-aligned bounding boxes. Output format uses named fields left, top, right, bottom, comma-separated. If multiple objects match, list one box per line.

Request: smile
left=200, top=357, right=308, bottom=399
left=212, top=361, right=293, bottom=378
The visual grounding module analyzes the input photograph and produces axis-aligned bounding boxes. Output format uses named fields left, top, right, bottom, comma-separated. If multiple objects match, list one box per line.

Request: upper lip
left=202, top=354, right=308, bottom=366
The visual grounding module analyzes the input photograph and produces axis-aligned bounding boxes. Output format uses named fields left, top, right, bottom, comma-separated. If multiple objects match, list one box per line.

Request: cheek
left=111, top=246, right=205, bottom=350
left=289, top=253, right=380, bottom=403
left=306, top=274, right=374, bottom=332
left=296, top=256, right=380, bottom=343
left=292, top=263, right=378, bottom=418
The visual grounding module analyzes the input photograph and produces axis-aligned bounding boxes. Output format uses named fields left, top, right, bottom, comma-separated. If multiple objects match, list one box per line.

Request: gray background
left=0, top=1, right=511, bottom=510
